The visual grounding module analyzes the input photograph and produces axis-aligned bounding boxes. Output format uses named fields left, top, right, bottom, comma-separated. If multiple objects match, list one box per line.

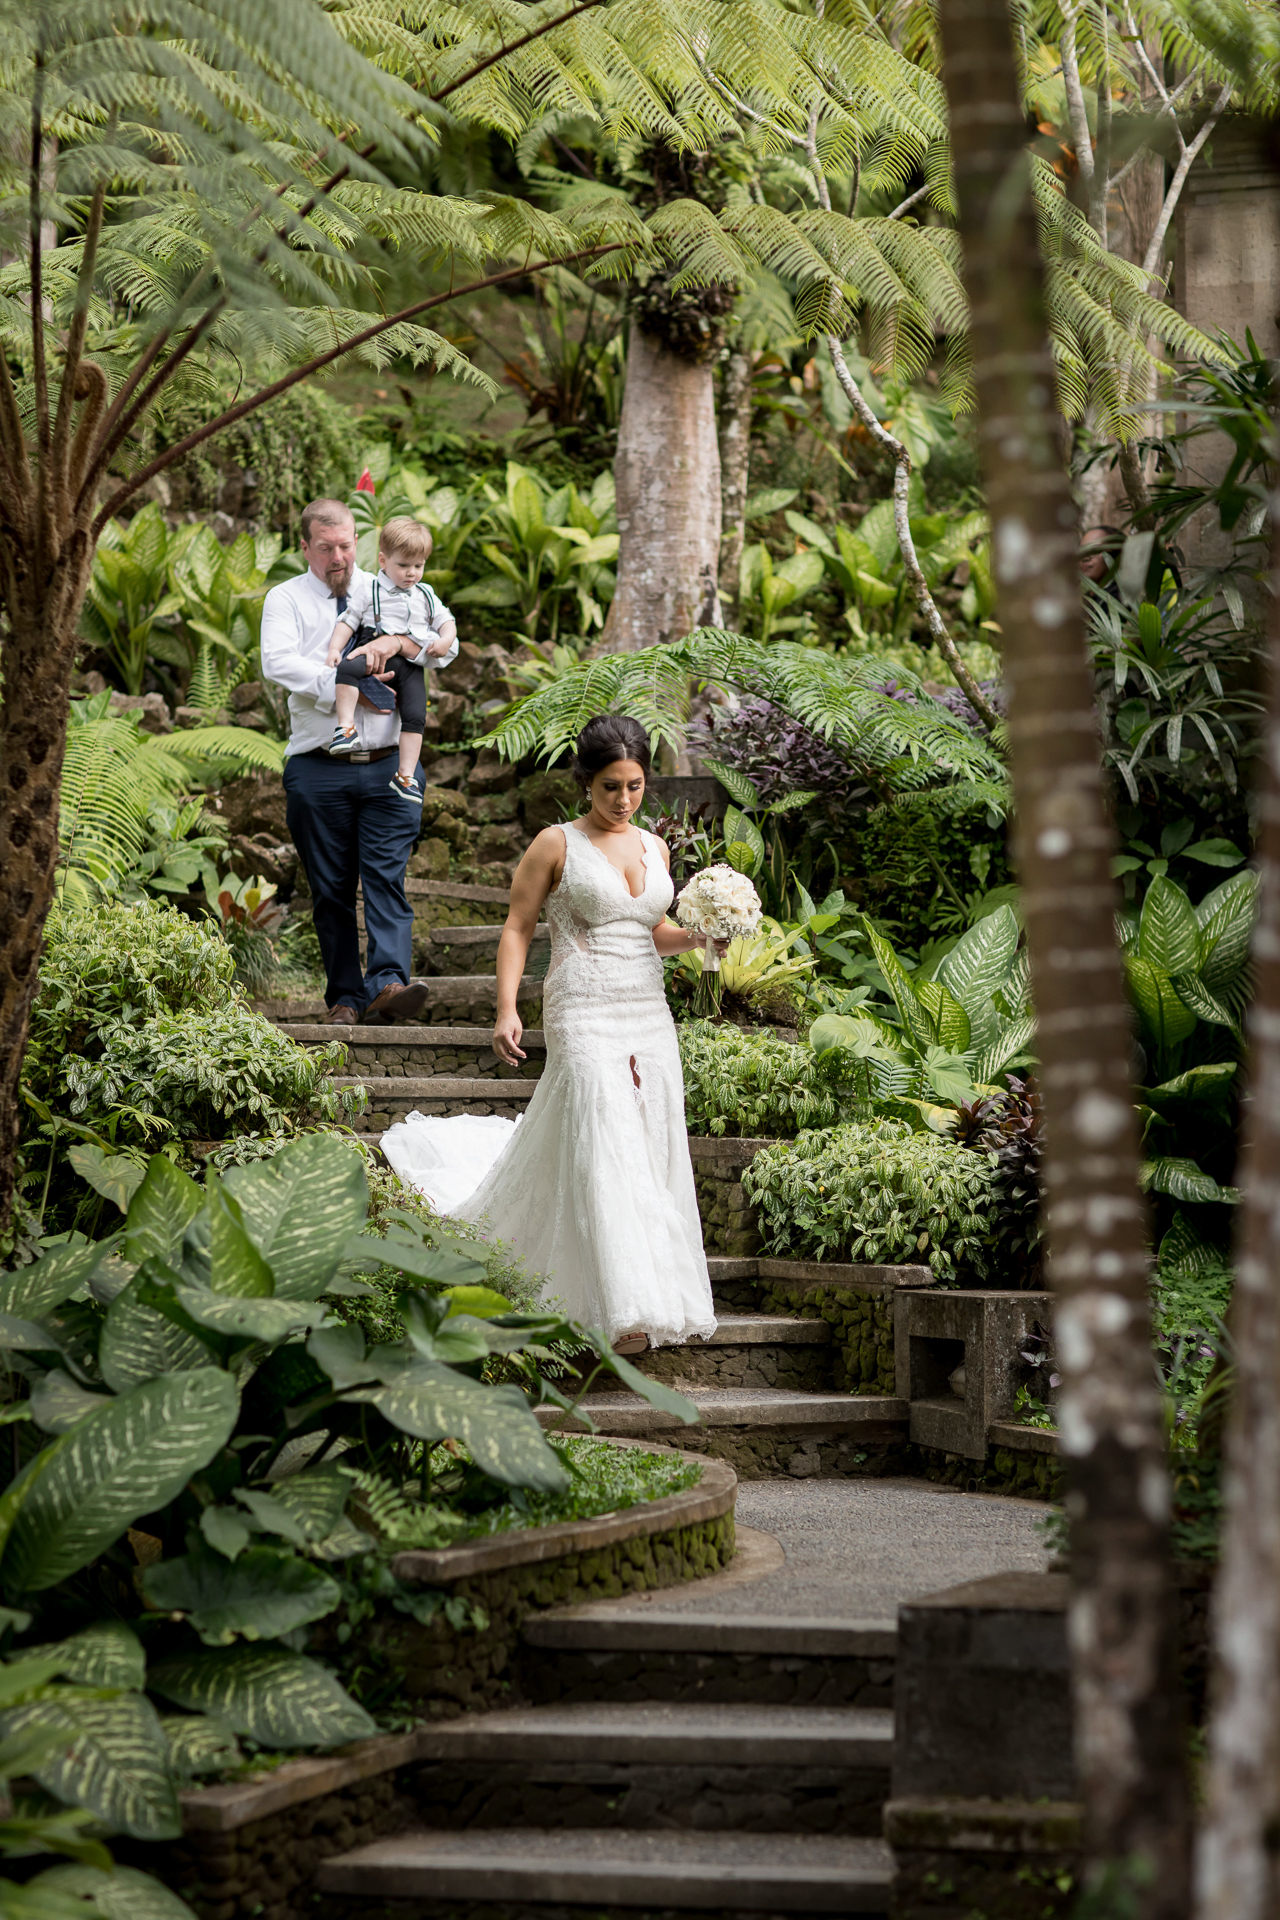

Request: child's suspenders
left=370, top=579, right=436, bottom=631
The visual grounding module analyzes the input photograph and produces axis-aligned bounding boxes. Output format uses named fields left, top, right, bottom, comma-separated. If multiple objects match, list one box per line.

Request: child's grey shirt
left=339, top=570, right=458, bottom=666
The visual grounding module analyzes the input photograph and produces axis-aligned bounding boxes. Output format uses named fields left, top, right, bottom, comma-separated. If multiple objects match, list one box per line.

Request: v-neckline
left=569, top=822, right=650, bottom=901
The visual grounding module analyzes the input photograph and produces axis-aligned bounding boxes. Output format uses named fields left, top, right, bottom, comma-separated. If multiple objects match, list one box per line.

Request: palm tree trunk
left=932, top=0, right=1190, bottom=1909
left=601, top=328, right=722, bottom=651
left=0, top=546, right=93, bottom=1238
left=718, top=346, right=754, bottom=624
left=1194, top=542, right=1280, bottom=1920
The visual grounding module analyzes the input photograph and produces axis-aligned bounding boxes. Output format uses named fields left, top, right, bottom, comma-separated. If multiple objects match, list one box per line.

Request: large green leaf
left=921, top=1046, right=976, bottom=1106
left=807, top=1012, right=903, bottom=1063
left=68, top=1146, right=145, bottom=1214
left=934, top=905, right=1019, bottom=1011
left=2, top=1369, right=239, bottom=1592
left=355, top=1362, right=570, bottom=1492
left=1197, top=869, right=1257, bottom=993
left=160, top=1711, right=242, bottom=1782
left=974, top=1011, right=1038, bottom=1084
left=26, top=1621, right=145, bottom=1691
left=0, top=1693, right=179, bottom=1839
left=1140, top=1158, right=1239, bottom=1204
left=223, top=1135, right=368, bottom=1299
left=1124, top=955, right=1198, bottom=1051
left=124, top=1158, right=204, bottom=1267
left=1171, top=972, right=1238, bottom=1030
left=248, top=1465, right=352, bottom=1544
left=913, top=981, right=971, bottom=1052
left=20, top=1863, right=197, bottom=1920
left=173, top=1287, right=332, bottom=1344
left=1138, top=877, right=1202, bottom=977
left=207, top=1188, right=273, bottom=1298
left=29, top=1372, right=113, bottom=1434
left=148, top=1644, right=375, bottom=1749
left=346, top=1226, right=490, bottom=1288
left=702, top=759, right=760, bottom=809
left=577, top=1334, right=704, bottom=1427
left=0, top=1240, right=121, bottom=1321
left=1137, top=1062, right=1237, bottom=1118
left=142, top=1545, right=341, bottom=1645
left=863, top=921, right=936, bottom=1052
left=99, top=1269, right=214, bottom=1393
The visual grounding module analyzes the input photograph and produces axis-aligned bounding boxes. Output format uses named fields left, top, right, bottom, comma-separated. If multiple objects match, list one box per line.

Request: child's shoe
left=328, top=726, right=359, bottom=755
left=389, top=770, right=424, bottom=807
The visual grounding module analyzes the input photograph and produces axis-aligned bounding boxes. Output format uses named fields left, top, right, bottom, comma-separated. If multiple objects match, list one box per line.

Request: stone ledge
left=391, top=1455, right=737, bottom=1586
left=705, top=1255, right=935, bottom=1292
left=286, top=1024, right=547, bottom=1049
left=425, top=923, right=547, bottom=946
left=338, top=1075, right=538, bottom=1100
left=179, top=1726, right=434, bottom=1834
left=523, top=1611, right=897, bottom=1659
left=884, top=1794, right=1084, bottom=1851
left=687, top=1135, right=777, bottom=1168
left=905, top=1570, right=1069, bottom=1614
left=537, top=1389, right=909, bottom=1436
left=989, top=1419, right=1058, bottom=1455
left=407, top=877, right=510, bottom=903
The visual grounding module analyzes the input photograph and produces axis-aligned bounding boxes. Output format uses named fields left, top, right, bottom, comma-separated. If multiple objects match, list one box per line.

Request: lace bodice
left=543, top=823, right=673, bottom=997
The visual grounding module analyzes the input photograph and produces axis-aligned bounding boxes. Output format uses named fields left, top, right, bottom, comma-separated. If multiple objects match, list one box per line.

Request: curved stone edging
left=390, top=1453, right=737, bottom=1586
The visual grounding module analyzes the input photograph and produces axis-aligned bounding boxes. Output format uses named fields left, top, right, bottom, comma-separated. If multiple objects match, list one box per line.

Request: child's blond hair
left=379, top=516, right=432, bottom=564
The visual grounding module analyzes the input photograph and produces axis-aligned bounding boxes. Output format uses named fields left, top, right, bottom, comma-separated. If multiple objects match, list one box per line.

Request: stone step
left=636, top=1313, right=835, bottom=1393
left=537, top=1386, right=909, bottom=1481
left=340, top=1075, right=537, bottom=1128
left=519, top=1610, right=897, bottom=1711
left=283, top=1024, right=547, bottom=1082
left=316, top=1828, right=893, bottom=1913
left=370, top=1701, right=893, bottom=1840
left=417, top=921, right=545, bottom=978
left=256, top=976, right=542, bottom=1025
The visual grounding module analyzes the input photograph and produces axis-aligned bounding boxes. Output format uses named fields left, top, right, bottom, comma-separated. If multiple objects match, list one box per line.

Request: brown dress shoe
left=360, top=978, right=432, bottom=1025
left=324, top=1004, right=358, bottom=1024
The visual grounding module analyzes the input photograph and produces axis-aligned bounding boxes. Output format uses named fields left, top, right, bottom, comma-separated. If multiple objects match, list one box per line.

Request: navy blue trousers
left=283, top=750, right=421, bottom=1014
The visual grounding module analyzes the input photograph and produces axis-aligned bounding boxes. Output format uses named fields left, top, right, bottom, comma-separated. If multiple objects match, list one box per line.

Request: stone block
left=408, top=836, right=449, bottom=881
left=894, top=1289, right=1052, bottom=1461
left=473, top=788, right=519, bottom=824
left=467, top=747, right=517, bottom=795
left=892, top=1573, right=1073, bottom=1803
left=110, top=689, right=172, bottom=733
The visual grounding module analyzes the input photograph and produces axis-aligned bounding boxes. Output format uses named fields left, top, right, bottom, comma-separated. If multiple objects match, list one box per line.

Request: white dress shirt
left=260, top=566, right=458, bottom=759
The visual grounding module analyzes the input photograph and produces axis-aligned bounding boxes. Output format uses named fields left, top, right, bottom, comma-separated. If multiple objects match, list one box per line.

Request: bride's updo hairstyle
left=572, top=714, right=652, bottom=795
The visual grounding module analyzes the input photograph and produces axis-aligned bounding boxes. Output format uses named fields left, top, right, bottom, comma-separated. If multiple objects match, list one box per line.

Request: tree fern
left=57, top=699, right=283, bottom=905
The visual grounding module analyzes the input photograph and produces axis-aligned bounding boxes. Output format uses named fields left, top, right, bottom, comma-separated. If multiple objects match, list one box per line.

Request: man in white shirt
left=261, top=498, right=458, bottom=1025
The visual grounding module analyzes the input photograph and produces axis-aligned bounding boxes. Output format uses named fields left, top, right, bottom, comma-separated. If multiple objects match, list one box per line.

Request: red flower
left=356, top=468, right=375, bottom=494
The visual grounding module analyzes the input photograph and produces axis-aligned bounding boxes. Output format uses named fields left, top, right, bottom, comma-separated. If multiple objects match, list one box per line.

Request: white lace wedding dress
left=380, top=822, right=717, bottom=1347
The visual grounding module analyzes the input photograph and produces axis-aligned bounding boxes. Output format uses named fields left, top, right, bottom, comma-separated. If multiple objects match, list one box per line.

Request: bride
left=380, top=714, right=720, bottom=1351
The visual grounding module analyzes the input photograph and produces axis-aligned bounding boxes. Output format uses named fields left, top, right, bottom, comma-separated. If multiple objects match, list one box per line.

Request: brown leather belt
left=302, top=745, right=398, bottom=765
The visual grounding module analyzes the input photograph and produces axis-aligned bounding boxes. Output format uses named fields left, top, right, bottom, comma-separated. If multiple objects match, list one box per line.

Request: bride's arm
left=649, top=839, right=725, bottom=958
left=493, top=830, right=561, bottom=1065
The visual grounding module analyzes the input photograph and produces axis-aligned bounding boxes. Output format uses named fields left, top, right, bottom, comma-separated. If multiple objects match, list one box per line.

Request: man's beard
left=325, top=561, right=353, bottom=596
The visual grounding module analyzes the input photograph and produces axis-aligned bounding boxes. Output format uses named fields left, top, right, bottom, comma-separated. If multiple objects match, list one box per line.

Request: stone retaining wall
left=640, top=1339, right=833, bottom=1393
left=689, top=1137, right=773, bottom=1257
left=357, top=1088, right=533, bottom=1129
left=758, top=1278, right=896, bottom=1395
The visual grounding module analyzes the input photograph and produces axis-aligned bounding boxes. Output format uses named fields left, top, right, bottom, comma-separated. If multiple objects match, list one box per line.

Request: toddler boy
left=325, top=516, right=457, bottom=806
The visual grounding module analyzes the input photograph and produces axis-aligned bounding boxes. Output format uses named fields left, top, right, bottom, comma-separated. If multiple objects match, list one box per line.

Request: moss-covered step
left=703, top=1258, right=933, bottom=1394
left=637, top=1313, right=835, bottom=1393
left=284, top=1025, right=547, bottom=1082
left=382, top=1697, right=893, bottom=1838
left=536, top=1387, right=910, bottom=1481
left=257, top=976, right=542, bottom=1027
left=315, top=1828, right=895, bottom=1914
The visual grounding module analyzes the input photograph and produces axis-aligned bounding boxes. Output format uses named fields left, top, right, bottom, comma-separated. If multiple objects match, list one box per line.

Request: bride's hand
left=707, top=935, right=731, bottom=960
left=493, top=1012, right=526, bottom=1065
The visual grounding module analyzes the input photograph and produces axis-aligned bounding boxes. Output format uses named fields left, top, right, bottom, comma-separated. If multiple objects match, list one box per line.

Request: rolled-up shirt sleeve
left=420, top=590, right=459, bottom=670
left=260, top=583, right=337, bottom=712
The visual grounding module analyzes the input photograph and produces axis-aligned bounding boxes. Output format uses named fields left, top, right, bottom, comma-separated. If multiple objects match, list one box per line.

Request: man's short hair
left=300, top=498, right=355, bottom=544
left=379, top=516, right=433, bottom=564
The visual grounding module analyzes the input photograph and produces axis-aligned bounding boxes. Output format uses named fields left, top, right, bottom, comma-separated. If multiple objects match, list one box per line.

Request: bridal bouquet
left=676, top=864, right=763, bottom=973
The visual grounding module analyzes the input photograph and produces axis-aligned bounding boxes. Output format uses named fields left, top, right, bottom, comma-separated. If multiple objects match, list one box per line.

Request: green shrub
left=22, top=902, right=354, bottom=1218
left=66, top=1005, right=359, bottom=1143
left=680, top=1020, right=847, bottom=1137
left=744, top=1118, right=1003, bottom=1279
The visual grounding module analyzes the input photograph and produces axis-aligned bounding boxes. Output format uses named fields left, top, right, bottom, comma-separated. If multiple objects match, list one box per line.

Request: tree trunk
left=718, top=347, right=754, bottom=624
left=601, top=327, right=722, bottom=652
left=933, top=0, right=1191, bottom=1910
left=0, top=541, right=94, bottom=1239
left=1195, top=541, right=1280, bottom=1920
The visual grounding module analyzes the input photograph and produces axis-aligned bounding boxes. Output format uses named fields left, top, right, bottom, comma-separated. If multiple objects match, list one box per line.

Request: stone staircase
left=265, top=873, right=903, bottom=1913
